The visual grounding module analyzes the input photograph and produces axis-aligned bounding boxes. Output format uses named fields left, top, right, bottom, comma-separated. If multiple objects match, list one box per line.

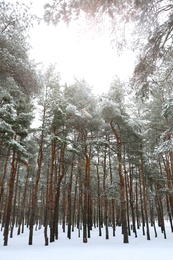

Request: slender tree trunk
left=123, top=148, right=130, bottom=237
left=44, top=165, right=50, bottom=246
left=140, top=145, right=150, bottom=240
left=166, top=195, right=173, bottom=232
left=28, top=128, right=44, bottom=245
left=67, top=162, right=74, bottom=239
left=156, top=194, right=166, bottom=238
left=10, top=165, right=19, bottom=238
left=108, top=147, right=116, bottom=236
left=0, top=148, right=10, bottom=205
left=77, top=168, right=82, bottom=238
left=83, top=144, right=89, bottom=243
left=87, top=145, right=92, bottom=239
left=62, top=176, right=67, bottom=233
left=103, top=141, right=109, bottom=239
left=158, top=159, right=173, bottom=232
left=129, top=165, right=137, bottom=237
left=96, top=158, right=102, bottom=236
left=110, top=121, right=128, bottom=243
left=135, top=179, right=140, bottom=229
left=52, top=144, right=66, bottom=241
left=138, top=167, right=145, bottom=235
left=3, top=149, right=17, bottom=246
left=49, top=130, right=56, bottom=243
left=17, top=169, right=29, bottom=236
left=72, top=175, right=78, bottom=231
left=162, top=155, right=173, bottom=219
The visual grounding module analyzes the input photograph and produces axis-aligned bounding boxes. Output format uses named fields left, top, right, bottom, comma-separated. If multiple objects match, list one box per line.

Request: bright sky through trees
left=9, top=0, right=135, bottom=94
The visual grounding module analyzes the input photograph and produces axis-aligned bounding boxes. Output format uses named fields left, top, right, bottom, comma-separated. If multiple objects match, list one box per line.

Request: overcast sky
left=10, top=0, right=136, bottom=94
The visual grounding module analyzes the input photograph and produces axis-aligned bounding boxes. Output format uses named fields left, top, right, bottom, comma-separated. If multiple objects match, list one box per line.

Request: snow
left=1, top=224, right=173, bottom=260
left=10, top=140, right=27, bottom=154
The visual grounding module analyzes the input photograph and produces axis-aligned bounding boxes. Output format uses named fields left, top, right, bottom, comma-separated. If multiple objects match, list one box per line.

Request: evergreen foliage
left=1, top=0, right=173, bottom=247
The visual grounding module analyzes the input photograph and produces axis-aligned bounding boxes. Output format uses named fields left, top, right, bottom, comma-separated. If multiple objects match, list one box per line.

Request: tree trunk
left=10, top=165, right=19, bottom=238
left=3, top=149, right=17, bottom=246
left=110, top=121, right=128, bottom=243
left=28, top=127, right=44, bottom=245
left=96, top=159, right=102, bottom=236
left=44, top=165, right=49, bottom=246
left=129, top=165, right=137, bottom=237
left=52, top=145, right=66, bottom=241
left=17, top=169, right=29, bottom=236
left=103, top=141, right=109, bottom=239
left=49, top=128, right=56, bottom=243
left=140, top=145, right=150, bottom=240
left=67, top=162, right=73, bottom=239
left=108, top=147, right=116, bottom=236
left=83, top=147, right=89, bottom=243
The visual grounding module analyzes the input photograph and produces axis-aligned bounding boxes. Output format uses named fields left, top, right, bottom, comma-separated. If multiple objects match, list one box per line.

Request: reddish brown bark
left=110, top=120, right=128, bottom=243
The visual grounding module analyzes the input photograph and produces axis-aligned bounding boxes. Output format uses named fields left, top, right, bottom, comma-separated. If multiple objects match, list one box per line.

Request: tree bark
left=110, top=121, right=128, bottom=243
left=3, top=149, right=17, bottom=246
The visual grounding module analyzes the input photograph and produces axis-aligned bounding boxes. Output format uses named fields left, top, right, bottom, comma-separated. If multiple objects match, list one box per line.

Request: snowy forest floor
left=1, top=223, right=173, bottom=260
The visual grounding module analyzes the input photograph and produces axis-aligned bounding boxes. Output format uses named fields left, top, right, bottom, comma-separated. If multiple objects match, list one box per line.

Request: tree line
left=1, top=0, right=173, bottom=246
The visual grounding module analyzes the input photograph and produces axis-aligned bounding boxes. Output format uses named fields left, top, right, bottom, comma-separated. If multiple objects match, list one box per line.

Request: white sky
left=10, top=0, right=136, bottom=94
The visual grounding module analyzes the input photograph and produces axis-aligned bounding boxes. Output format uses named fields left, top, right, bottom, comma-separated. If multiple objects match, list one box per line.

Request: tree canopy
left=1, top=0, right=173, bottom=248
left=0, top=1, right=40, bottom=96
left=44, top=0, right=173, bottom=96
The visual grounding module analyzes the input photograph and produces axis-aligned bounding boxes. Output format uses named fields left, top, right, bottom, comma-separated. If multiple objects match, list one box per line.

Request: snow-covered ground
left=1, top=223, right=173, bottom=260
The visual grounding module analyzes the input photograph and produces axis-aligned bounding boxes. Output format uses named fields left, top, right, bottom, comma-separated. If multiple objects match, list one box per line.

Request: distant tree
left=0, top=1, right=40, bottom=246
left=64, top=79, right=99, bottom=243
left=129, top=1, right=173, bottom=96
left=1, top=82, right=33, bottom=246
left=100, top=80, right=129, bottom=243
left=0, top=1, right=39, bottom=96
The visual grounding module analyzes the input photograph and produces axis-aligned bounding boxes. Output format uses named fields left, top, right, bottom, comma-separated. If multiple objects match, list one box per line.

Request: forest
left=0, top=0, right=173, bottom=247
